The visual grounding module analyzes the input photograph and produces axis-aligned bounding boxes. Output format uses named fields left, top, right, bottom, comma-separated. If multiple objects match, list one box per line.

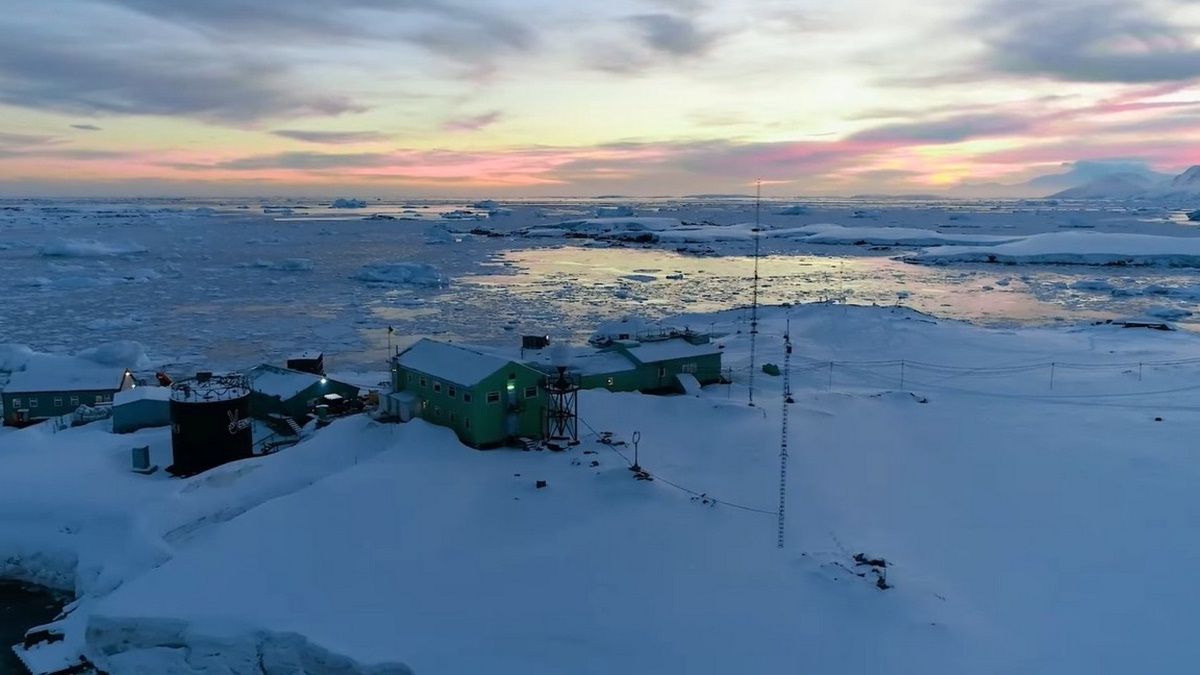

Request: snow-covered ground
left=4, top=304, right=1200, bottom=673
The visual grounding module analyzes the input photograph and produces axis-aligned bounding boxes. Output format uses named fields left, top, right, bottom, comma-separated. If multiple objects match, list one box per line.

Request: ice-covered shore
left=906, top=231, right=1200, bottom=267
left=4, top=304, right=1200, bottom=673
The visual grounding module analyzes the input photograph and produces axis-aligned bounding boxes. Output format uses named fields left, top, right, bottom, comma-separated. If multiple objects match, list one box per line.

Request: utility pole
left=778, top=320, right=792, bottom=549
left=749, top=180, right=761, bottom=407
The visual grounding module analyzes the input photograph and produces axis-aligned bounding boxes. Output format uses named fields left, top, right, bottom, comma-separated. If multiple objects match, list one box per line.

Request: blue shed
left=112, top=386, right=172, bottom=433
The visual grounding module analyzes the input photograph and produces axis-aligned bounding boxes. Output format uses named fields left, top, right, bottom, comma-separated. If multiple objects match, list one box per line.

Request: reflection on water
left=457, top=246, right=1120, bottom=337
left=0, top=582, right=65, bottom=674
left=354, top=244, right=1200, bottom=362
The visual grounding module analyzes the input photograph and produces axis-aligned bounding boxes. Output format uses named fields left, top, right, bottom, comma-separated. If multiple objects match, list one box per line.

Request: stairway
left=283, top=417, right=303, bottom=436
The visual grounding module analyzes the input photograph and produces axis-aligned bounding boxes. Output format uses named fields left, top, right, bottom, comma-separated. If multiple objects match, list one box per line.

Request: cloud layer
left=0, top=0, right=1196, bottom=195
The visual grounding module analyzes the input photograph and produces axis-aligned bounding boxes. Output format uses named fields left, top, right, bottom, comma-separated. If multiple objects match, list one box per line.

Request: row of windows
left=8, top=394, right=103, bottom=409
left=405, top=370, right=539, bottom=404
left=420, top=400, right=474, bottom=430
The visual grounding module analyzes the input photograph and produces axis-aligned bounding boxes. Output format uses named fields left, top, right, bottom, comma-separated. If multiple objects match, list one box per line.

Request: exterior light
left=320, top=378, right=328, bottom=384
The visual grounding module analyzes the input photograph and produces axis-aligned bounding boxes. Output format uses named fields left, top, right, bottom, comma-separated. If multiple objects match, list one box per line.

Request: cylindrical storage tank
left=169, top=374, right=253, bottom=476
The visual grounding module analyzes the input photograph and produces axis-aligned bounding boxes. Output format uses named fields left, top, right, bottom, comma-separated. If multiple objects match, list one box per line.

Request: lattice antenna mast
left=777, top=318, right=792, bottom=549
left=748, top=180, right=761, bottom=407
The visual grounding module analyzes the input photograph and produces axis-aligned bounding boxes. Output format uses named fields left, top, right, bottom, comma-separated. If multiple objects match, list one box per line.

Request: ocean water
left=0, top=582, right=64, bottom=674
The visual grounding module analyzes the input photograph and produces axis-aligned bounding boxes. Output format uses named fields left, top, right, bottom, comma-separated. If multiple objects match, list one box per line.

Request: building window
left=406, top=372, right=413, bottom=383
left=682, top=362, right=698, bottom=374
left=524, top=385, right=537, bottom=399
left=29, top=399, right=38, bottom=408
left=53, top=397, right=62, bottom=407
left=463, top=392, right=472, bottom=403
left=419, top=376, right=427, bottom=387
left=448, top=386, right=456, bottom=399
left=433, top=381, right=442, bottom=394
left=421, top=400, right=428, bottom=410
left=433, top=405, right=441, bottom=418
left=658, top=366, right=667, bottom=378
left=606, top=377, right=614, bottom=387
left=70, top=396, right=79, bottom=406
left=11, top=398, right=20, bottom=407
left=486, top=391, right=500, bottom=404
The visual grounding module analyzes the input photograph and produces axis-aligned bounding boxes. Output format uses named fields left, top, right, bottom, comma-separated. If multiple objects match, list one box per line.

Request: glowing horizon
left=1, top=0, right=1198, bottom=197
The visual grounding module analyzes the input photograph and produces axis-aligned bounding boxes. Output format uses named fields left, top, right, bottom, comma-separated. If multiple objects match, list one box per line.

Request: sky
left=0, top=0, right=1198, bottom=197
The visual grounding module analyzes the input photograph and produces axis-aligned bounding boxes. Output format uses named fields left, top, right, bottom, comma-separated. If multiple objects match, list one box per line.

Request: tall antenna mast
left=748, top=180, right=761, bottom=407
left=777, top=318, right=792, bottom=549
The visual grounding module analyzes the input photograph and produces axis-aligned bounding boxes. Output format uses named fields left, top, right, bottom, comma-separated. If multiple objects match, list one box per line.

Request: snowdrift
left=906, top=231, right=1200, bottom=267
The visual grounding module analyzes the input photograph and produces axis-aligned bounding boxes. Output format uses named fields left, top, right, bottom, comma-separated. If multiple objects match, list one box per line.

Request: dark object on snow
left=1187, top=209, right=1200, bottom=222
left=853, top=553, right=891, bottom=590
left=23, top=627, right=64, bottom=649
left=589, top=460, right=600, bottom=467
left=522, top=335, right=550, bottom=350
left=536, top=480, right=547, bottom=489
left=156, top=371, right=173, bottom=387
left=762, top=363, right=781, bottom=376
left=1093, top=318, right=1174, bottom=331
left=853, top=553, right=887, bottom=568
left=1155, top=417, right=1163, bottom=422
left=286, top=351, right=325, bottom=376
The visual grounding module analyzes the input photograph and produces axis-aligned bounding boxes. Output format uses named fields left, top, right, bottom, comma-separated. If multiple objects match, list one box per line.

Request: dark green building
left=389, top=339, right=547, bottom=448
left=244, top=364, right=360, bottom=422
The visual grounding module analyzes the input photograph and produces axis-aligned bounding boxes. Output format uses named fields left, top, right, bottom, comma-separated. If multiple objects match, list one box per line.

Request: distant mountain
left=950, top=161, right=1169, bottom=199
left=1159, top=166, right=1200, bottom=198
left=1049, top=173, right=1157, bottom=199
left=1048, top=165, right=1200, bottom=200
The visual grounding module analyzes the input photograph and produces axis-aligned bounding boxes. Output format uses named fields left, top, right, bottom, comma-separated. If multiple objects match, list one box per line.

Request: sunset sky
left=1, top=0, right=1198, bottom=196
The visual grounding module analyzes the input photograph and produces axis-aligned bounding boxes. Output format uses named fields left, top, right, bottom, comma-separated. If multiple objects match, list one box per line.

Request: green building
left=388, top=339, right=547, bottom=448
left=522, top=337, right=724, bottom=394
left=1, top=365, right=134, bottom=427
left=610, top=338, right=724, bottom=392
left=244, top=364, right=360, bottom=422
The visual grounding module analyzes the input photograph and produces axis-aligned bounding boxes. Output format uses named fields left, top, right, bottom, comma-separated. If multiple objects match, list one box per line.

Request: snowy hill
left=1049, top=172, right=1157, bottom=199
left=950, top=161, right=1168, bottom=199
left=1154, top=165, right=1200, bottom=199
left=1048, top=165, right=1200, bottom=201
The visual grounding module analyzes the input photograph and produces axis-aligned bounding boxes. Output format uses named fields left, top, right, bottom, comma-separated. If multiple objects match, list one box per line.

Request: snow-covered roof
left=522, top=347, right=637, bottom=376
left=619, top=338, right=722, bottom=363
left=246, top=364, right=342, bottom=400
left=288, top=351, right=323, bottom=361
left=114, top=386, right=171, bottom=405
left=396, top=339, right=518, bottom=387
left=3, top=359, right=128, bottom=394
